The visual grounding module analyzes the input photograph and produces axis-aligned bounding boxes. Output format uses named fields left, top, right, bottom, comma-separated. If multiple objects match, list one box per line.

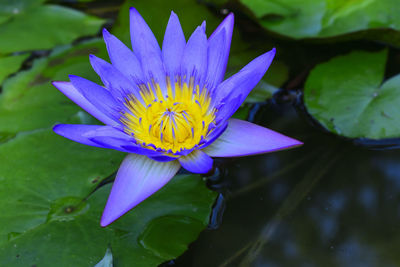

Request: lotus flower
left=52, top=8, right=302, bottom=226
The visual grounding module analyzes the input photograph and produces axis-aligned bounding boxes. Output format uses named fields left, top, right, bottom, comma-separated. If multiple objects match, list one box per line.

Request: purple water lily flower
left=52, top=8, right=302, bottom=227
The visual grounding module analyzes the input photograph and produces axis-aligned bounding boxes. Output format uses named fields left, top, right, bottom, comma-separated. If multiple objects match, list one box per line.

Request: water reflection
left=175, top=103, right=400, bottom=267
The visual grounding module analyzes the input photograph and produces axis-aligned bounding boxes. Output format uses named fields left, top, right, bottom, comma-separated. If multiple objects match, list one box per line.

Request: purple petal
left=207, top=13, right=234, bottom=89
left=179, top=150, right=213, bottom=174
left=200, top=20, right=206, bottom=32
left=89, top=55, right=140, bottom=101
left=213, top=48, right=276, bottom=106
left=52, top=81, right=118, bottom=126
left=205, top=28, right=226, bottom=90
left=69, top=75, right=124, bottom=122
left=202, top=118, right=302, bottom=157
left=100, top=154, right=180, bottom=226
left=102, top=28, right=144, bottom=83
left=162, top=11, right=186, bottom=79
left=130, top=7, right=166, bottom=90
left=53, top=124, right=109, bottom=148
left=93, top=138, right=163, bottom=156
left=130, top=7, right=160, bottom=60
left=54, top=124, right=136, bottom=153
left=214, top=94, right=242, bottom=125
left=54, top=123, right=167, bottom=156
left=149, top=154, right=179, bottom=162
left=201, top=120, right=228, bottom=148
left=180, top=26, right=208, bottom=85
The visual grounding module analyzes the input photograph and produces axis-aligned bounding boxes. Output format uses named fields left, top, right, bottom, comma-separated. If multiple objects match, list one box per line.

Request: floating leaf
left=0, top=0, right=44, bottom=24
left=0, top=128, right=215, bottom=266
left=0, top=4, right=104, bottom=54
left=304, top=50, right=400, bottom=139
left=240, top=0, right=400, bottom=43
left=0, top=39, right=105, bottom=133
left=0, top=54, right=29, bottom=85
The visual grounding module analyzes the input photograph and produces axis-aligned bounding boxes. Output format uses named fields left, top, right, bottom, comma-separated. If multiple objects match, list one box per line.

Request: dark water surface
left=174, top=99, right=400, bottom=267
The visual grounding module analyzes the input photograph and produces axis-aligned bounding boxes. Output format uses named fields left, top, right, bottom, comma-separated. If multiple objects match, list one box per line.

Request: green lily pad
left=240, top=0, right=400, bottom=43
left=0, top=39, right=106, bottom=134
left=0, top=54, right=29, bottom=85
left=0, top=0, right=44, bottom=24
left=0, top=4, right=104, bottom=54
left=304, top=49, right=400, bottom=139
left=0, top=128, right=216, bottom=266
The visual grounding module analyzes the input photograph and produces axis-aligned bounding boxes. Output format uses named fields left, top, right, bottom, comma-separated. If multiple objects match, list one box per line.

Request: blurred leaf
left=139, top=215, right=205, bottom=259
left=240, top=0, right=400, bottom=44
left=94, top=248, right=113, bottom=267
left=0, top=54, right=29, bottom=85
left=201, top=0, right=230, bottom=6
left=232, top=105, right=251, bottom=120
left=0, top=0, right=44, bottom=24
left=0, top=39, right=106, bottom=133
left=246, top=81, right=279, bottom=104
left=304, top=50, right=400, bottom=139
left=0, top=4, right=104, bottom=54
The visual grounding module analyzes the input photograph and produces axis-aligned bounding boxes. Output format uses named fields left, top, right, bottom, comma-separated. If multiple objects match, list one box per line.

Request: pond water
left=175, top=100, right=400, bottom=266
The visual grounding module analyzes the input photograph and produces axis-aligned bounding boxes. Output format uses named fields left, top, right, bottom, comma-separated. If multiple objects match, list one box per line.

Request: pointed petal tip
left=225, top=12, right=234, bottom=23
left=201, top=20, right=206, bottom=31
left=100, top=210, right=122, bottom=227
left=203, top=119, right=303, bottom=157
left=99, top=154, right=181, bottom=228
left=51, top=80, right=65, bottom=87
left=102, top=28, right=110, bottom=37
left=100, top=220, right=109, bottom=228
left=52, top=124, right=61, bottom=133
left=263, top=47, right=276, bottom=60
left=68, top=74, right=79, bottom=81
left=129, top=6, right=138, bottom=14
left=291, top=138, right=304, bottom=147
left=88, top=54, right=96, bottom=60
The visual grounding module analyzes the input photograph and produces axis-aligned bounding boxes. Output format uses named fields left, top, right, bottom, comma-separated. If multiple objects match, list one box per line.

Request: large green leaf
left=0, top=128, right=215, bottom=266
left=0, top=4, right=104, bottom=54
left=0, top=0, right=44, bottom=24
left=240, top=0, right=400, bottom=43
left=0, top=54, right=29, bottom=85
left=304, top=50, right=400, bottom=139
left=0, top=39, right=106, bottom=134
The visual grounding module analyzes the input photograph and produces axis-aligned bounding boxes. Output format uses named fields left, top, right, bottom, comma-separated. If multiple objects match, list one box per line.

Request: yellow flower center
left=121, top=80, right=216, bottom=154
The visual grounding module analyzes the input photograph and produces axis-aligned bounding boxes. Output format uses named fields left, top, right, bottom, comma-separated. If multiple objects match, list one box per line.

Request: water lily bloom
left=52, top=8, right=302, bottom=227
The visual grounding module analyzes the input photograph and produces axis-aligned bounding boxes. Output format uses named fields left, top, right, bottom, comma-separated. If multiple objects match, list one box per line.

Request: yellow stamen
left=121, top=79, right=216, bottom=154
